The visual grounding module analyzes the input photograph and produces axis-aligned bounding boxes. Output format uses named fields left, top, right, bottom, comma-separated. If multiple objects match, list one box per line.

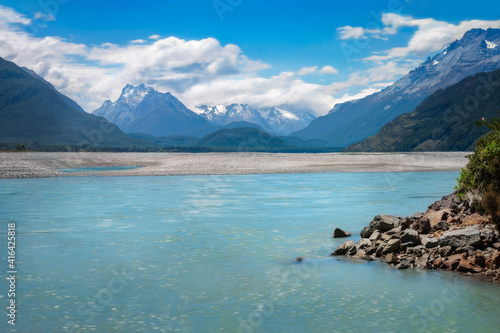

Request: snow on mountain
left=93, top=84, right=209, bottom=136
left=265, top=107, right=316, bottom=135
left=195, top=104, right=316, bottom=135
left=196, top=103, right=272, bottom=132
left=293, top=28, right=500, bottom=147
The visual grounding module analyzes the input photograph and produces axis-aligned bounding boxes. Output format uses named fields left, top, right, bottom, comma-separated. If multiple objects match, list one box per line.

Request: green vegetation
left=456, top=114, right=500, bottom=229
left=346, top=68, right=500, bottom=152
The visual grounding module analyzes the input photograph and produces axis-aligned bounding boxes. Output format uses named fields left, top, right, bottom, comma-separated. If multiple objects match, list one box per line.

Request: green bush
left=456, top=113, right=500, bottom=229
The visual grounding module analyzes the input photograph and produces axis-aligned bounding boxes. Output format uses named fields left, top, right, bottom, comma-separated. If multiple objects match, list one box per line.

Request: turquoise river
left=1, top=172, right=500, bottom=332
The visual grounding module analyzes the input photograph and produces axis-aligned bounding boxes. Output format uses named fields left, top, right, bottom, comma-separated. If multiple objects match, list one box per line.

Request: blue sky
left=0, top=0, right=499, bottom=114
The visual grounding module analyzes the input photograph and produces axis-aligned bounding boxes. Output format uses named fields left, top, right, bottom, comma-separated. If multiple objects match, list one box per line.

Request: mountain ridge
left=292, top=28, right=500, bottom=147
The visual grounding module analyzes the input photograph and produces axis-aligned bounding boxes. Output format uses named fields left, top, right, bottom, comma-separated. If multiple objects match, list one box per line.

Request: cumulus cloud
left=359, top=14, right=500, bottom=61
left=319, top=66, right=339, bottom=75
left=297, top=66, right=317, bottom=76
left=5, top=6, right=497, bottom=117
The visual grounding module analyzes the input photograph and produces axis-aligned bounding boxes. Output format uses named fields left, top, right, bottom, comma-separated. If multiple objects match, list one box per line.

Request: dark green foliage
left=346, top=69, right=500, bottom=152
left=0, top=57, right=151, bottom=148
left=456, top=115, right=500, bottom=229
left=14, top=143, right=26, bottom=151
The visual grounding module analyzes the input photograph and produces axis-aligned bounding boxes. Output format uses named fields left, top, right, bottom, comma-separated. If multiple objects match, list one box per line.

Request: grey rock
left=400, top=229, right=420, bottom=247
left=360, top=215, right=401, bottom=238
left=406, top=245, right=426, bottom=256
left=481, top=227, right=497, bottom=244
left=414, top=254, right=430, bottom=268
left=381, top=239, right=401, bottom=255
left=396, top=260, right=411, bottom=270
left=421, top=236, right=439, bottom=249
left=439, top=225, right=482, bottom=249
left=369, top=230, right=382, bottom=242
left=331, top=240, right=357, bottom=256
left=439, top=246, right=453, bottom=257
left=399, top=217, right=413, bottom=229
left=357, top=238, right=372, bottom=250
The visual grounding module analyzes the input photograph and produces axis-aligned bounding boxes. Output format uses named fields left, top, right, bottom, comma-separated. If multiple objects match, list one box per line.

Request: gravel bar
left=0, top=152, right=469, bottom=179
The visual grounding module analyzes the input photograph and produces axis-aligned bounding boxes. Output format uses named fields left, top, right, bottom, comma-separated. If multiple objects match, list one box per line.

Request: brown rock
left=424, top=209, right=452, bottom=228
left=412, top=217, right=431, bottom=234
left=457, top=259, right=483, bottom=273
left=472, top=255, right=485, bottom=268
left=485, top=252, right=500, bottom=270
left=385, top=253, right=395, bottom=264
left=462, top=213, right=490, bottom=226
left=442, top=253, right=466, bottom=270
left=433, top=257, right=443, bottom=268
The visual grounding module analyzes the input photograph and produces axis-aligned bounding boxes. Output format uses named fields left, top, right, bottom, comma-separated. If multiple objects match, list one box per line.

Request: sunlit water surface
left=1, top=172, right=500, bottom=332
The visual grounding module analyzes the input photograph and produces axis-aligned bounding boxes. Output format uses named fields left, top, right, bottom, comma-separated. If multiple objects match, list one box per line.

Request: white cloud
left=319, top=66, right=338, bottom=75
left=6, top=6, right=497, bottom=117
left=360, top=14, right=500, bottom=61
left=34, top=12, right=55, bottom=22
left=337, top=26, right=367, bottom=40
left=297, top=66, right=317, bottom=76
left=0, top=5, right=31, bottom=25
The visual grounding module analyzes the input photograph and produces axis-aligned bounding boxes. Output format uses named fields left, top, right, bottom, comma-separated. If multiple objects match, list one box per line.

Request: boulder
left=381, top=239, right=401, bottom=255
left=385, top=253, right=396, bottom=264
left=428, top=193, right=459, bottom=211
left=360, top=215, right=400, bottom=238
left=357, top=238, right=372, bottom=250
left=439, top=225, right=482, bottom=249
left=406, top=245, right=426, bottom=256
left=457, top=259, right=483, bottom=273
left=480, top=226, right=497, bottom=244
left=400, top=229, right=420, bottom=247
left=412, top=217, right=431, bottom=234
left=462, top=213, right=490, bottom=226
left=485, top=252, right=500, bottom=270
left=331, top=240, right=357, bottom=256
left=439, top=246, right=453, bottom=257
left=442, top=253, right=466, bottom=270
left=424, top=209, right=452, bottom=228
left=399, top=217, right=413, bottom=229
left=433, top=221, right=450, bottom=231
left=333, top=228, right=352, bottom=238
left=369, top=230, right=382, bottom=242
left=421, top=236, right=439, bottom=249
left=414, top=254, right=429, bottom=268
left=396, top=260, right=410, bottom=270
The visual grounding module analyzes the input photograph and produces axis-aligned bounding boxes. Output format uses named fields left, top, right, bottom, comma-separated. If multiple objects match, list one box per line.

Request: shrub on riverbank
left=457, top=113, right=500, bottom=230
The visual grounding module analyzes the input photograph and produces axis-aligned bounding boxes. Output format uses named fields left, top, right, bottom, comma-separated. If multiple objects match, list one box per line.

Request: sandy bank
left=0, top=152, right=468, bottom=179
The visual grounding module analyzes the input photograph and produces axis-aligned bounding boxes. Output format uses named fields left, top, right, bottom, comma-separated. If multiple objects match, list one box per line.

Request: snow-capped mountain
left=195, top=104, right=315, bottom=135
left=196, top=103, right=272, bottom=132
left=93, top=84, right=209, bottom=137
left=265, top=107, right=316, bottom=135
left=293, top=28, right=500, bottom=147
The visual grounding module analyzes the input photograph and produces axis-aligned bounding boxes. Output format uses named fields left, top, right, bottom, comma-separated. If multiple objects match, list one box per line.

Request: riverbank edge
left=331, top=193, right=500, bottom=284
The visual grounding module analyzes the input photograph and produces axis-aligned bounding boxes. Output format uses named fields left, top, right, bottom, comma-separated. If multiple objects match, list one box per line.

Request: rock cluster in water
left=332, top=193, right=500, bottom=283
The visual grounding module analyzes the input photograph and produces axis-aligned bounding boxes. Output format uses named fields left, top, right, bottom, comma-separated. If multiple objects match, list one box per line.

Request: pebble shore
left=0, top=151, right=468, bottom=179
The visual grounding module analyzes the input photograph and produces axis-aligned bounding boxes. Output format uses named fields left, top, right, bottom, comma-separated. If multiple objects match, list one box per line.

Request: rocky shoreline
left=332, top=193, right=500, bottom=284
